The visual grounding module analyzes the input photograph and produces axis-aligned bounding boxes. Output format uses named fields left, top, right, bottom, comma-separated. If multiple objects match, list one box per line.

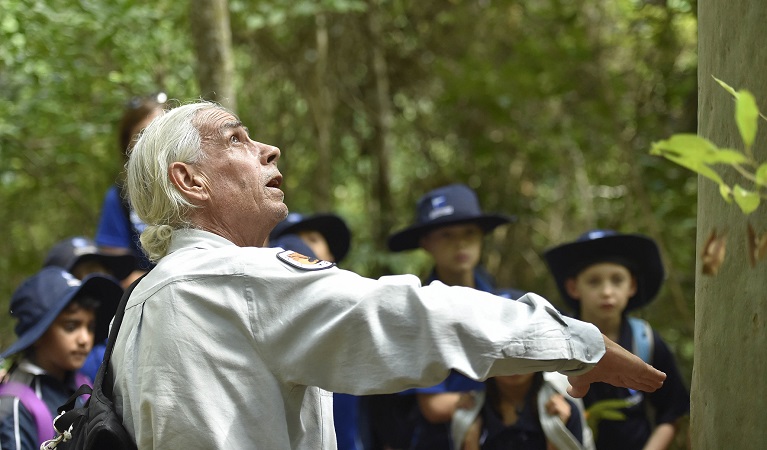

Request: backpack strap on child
left=628, top=317, right=654, bottom=364
left=0, top=381, right=55, bottom=444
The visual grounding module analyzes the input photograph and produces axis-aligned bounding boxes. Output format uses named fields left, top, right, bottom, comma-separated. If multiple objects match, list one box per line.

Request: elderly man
left=112, top=101, right=665, bottom=449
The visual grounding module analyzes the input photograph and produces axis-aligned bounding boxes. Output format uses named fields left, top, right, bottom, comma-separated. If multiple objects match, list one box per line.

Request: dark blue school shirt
left=583, top=318, right=690, bottom=450
left=400, top=269, right=526, bottom=450
left=478, top=385, right=583, bottom=450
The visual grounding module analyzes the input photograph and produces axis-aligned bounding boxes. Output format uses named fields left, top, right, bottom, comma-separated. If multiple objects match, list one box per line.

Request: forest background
left=0, top=0, right=698, bottom=437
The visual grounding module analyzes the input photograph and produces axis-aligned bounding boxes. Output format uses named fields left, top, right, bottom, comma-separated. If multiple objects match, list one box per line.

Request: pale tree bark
left=189, top=0, right=236, bottom=111
left=366, top=1, right=395, bottom=251
left=694, top=1, right=767, bottom=448
left=308, top=12, right=333, bottom=211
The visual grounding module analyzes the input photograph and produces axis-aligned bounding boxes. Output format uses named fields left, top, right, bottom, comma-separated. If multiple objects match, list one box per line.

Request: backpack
left=627, top=317, right=655, bottom=364
left=0, top=363, right=92, bottom=446
left=40, top=275, right=144, bottom=450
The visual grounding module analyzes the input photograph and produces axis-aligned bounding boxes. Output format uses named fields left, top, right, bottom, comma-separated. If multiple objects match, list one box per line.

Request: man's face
left=32, top=303, right=95, bottom=380
left=192, top=108, right=288, bottom=246
left=420, top=223, right=483, bottom=276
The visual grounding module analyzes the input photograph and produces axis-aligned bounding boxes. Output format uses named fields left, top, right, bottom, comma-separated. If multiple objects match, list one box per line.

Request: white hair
left=125, top=100, right=225, bottom=262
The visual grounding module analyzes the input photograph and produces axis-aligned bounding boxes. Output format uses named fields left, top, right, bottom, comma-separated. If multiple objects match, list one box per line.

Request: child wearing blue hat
left=543, top=230, right=690, bottom=450
left=0, top=267, right=122, bottom=450
left=42, top=236, right=135, bottom=383
left=364, top=183, right=527, bottom=450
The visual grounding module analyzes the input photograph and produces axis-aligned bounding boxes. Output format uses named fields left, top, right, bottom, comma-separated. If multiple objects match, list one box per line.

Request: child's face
left=565, top=262, right=637, bottom=322
left=420, top=223, right=483, bottom=274
left=32, top=303, right=96, bottom=380
left=297, top=230, right=334, bottom=262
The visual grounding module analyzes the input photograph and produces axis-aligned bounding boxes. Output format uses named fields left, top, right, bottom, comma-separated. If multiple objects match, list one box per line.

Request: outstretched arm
left=567, top=334, right=666, bottom=398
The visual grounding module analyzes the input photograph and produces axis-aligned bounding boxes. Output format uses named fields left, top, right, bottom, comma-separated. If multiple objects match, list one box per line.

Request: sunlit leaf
left=747, top=223, right=767, bottom=268
left=733, top=185, right=760, bottom=214
left=701, top=229, right=727, bottom=276
left=735, top=90, right=759, bottom=149
left=719, top=184, right=732, bottom=203
left=755, top=163, right=767, bottom=186
left=713, top=76, right=738, bottom=97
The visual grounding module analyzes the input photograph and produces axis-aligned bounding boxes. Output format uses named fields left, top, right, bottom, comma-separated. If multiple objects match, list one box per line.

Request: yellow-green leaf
left=755, top=163, right=767, bottom=186
left=736, top=90, right=759, bottom=149
left=713, top=76, right=738, bottom=97
left=719, top=184, right=732, bottom=203
left=733, top=185, right=760, bottom=214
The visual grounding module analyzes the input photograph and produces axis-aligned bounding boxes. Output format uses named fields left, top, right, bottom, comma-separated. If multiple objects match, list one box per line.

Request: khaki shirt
left=112, top=229, right=604, bottom=449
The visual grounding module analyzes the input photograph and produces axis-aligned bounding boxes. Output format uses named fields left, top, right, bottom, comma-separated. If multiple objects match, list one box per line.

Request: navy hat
left=269, top=213, right=351, bottom=263
left=1, top=267, right=123, bottom=359
left=387, top=184, right=514, bottom=252
left=269, top=234, right=318, bottom=259
left=44, top=236, right=137, bottom=281
left=542, top=229, right=665, bottom=313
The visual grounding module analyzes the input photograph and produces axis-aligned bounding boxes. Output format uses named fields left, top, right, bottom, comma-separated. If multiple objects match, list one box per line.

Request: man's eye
left=230, top=135, right=240, bottom=144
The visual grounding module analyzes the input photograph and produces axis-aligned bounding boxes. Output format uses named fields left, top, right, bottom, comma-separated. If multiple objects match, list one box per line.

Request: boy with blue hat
left=43, top=236, right=138, bottom=287
left=366, top=183, right=527, bottom=450
left=543, top=230, right=690, bottom=450
left=0, top=267, right=122, bottom=450
left=269, top=212, right=351, bottom=263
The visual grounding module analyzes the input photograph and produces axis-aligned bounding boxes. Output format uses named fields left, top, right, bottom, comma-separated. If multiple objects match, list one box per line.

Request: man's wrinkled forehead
left=193, top=107, right=243, bottom=141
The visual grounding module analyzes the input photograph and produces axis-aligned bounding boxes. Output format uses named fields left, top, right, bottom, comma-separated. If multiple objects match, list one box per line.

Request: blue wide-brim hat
left=43, top=236, right=138, bottom=281
left=269, top=234, right=317, bottom=259
left=1, top=267, right=124, bottom=359
left=269, top=212, right=351, bottom=263
left=387, top=183, right=514, bottom=252
left=542, top=229, right=665, bottom=313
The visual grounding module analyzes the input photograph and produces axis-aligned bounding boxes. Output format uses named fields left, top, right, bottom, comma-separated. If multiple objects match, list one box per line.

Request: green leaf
left=755, top=164, right=767, bottom=187
left=719, top=184, right=733, bottom=203
left=651, top=134, right=745, bottom=165
left=600, top=410, right=628, bottom=421
left=735, top=90, right=759, bottom=149
left=714, top=76, right=738, bottom=97
left=733, top=185, right=760, bottom=214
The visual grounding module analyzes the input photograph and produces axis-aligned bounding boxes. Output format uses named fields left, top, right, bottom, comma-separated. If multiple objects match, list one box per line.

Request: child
left=43, top=236, right=134, bottom=381
left=268, top=212, right=351, bottom=263
left=451, top=371, right=594, bottom=450
left=0, top=267, right=122, bottom=450
left=543, top=230, right=690, bottom=450
left=43, top=236, right=137, bottom=283
left=365, top=183, right=526, bottom=450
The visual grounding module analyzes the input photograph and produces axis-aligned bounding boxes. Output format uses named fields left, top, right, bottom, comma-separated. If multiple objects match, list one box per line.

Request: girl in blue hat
left=543, top=230, right=690, bottom=450
left=0, top=267, right=121, bottom=450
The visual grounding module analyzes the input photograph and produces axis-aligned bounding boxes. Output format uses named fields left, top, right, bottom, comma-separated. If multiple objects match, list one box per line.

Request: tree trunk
left=189, top=0, right=236, bottom=111
left=366, top=2, right=395, bottom=255
left=694, top=1, right=767, bottom=448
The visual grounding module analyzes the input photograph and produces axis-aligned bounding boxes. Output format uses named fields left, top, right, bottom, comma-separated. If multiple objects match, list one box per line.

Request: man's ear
left=168, top=162, right=208, bottom=202
left=565, top=278, right=581, bottom=300
left=628, top=275, right=638, bottom=297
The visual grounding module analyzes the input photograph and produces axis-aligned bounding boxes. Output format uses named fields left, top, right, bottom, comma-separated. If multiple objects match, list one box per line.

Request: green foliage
left=651, top=77, right=766, bottom=214
left=0, top=2, right=698, bottom=420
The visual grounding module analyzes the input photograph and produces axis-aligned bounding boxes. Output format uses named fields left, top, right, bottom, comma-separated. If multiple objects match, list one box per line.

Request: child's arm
left=642, top=422, right=677, bottom=450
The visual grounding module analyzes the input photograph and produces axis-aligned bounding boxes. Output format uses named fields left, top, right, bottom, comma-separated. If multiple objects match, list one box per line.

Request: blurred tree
left=189, top=0, right=237, bottom=110
left=693, top=0, right=767, bottom=447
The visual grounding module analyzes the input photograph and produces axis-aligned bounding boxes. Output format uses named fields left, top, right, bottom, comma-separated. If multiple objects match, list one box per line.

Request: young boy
left=0, top=267, right=122, bottom=450
left=43, top=236, right=135, bottom=381
left=268, top=212, right=351, bottom=263
left=543, top=230, right=690, bottom=450
left=366, top=183, right=526, bottom=450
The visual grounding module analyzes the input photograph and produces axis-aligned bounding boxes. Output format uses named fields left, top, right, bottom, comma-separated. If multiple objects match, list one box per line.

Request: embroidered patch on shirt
left=276, top=250, right=335, bottom=270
